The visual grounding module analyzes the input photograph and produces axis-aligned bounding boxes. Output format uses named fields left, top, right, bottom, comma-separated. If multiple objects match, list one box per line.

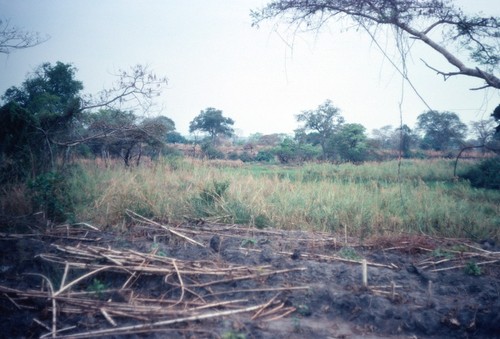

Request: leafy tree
left=274, top=137, right=321, bottom=163
left=296, top=99, right=344, bottom=159
left=493, top=104, right=500, bottom=134
left=371, top=125, right=396, bottom=150
left=87, top=110, right=174, bottom=166
left=0, top=62, right=168, bottom=180
left=416, top=110, right=467, bottom=151
left=166, top=131, right=187, bottom=144
left=397, top=124, right=414, bottom=158
left=331, top=123, right=368, bottom=162
left=252, top=0, right=500, bottom=89
left=0, top=19, right=48, bottom=54
left=189, top=107, right=234, bottom=144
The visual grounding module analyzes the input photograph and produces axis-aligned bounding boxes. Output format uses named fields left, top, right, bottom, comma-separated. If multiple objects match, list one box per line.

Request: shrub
left=201, top=143, right=225, bottom=159
left=28, top=171, right=74, bottom=222
left=255, top=150, right=275, bottom=162
left=238, top=152, right=254, bottom=163
left=460, top=157, right=500, bottom=189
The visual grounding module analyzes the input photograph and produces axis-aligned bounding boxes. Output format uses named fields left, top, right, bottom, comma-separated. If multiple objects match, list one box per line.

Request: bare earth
left=1, top=218, right=499, bottom=339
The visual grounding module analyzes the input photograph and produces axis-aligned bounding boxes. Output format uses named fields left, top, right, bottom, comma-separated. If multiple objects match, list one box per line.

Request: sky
left=1, top=0, right=499, bottom=137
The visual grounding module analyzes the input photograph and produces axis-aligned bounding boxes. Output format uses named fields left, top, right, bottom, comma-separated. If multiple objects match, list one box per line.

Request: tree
left=470, top=118, right=497, bottom=148
left=331, top=123, right=368, bottom=162
left=296, top=99, right=344, bottom=159
left=416, top=110, right=467, bottom=151
left=0, top=62, right=168, bottom=179
left=397, top=124, right=414, bottom=158
left=252, top=0, right=500, bottom=90
left=493, top=104, right=500, bottom=134
left=0, top=19, right=48, bottom=54
left=189, top=107, right=234, bottom=144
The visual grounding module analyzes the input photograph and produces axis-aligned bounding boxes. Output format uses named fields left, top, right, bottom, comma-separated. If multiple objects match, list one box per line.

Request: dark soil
left=1, top=220, right=499, bottom=339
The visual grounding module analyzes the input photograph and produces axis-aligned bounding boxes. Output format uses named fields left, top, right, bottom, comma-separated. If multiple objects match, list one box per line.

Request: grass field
left=51, top=157, right=499, bottom=242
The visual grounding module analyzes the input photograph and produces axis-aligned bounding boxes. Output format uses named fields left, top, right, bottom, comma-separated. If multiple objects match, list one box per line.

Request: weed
left=431, top=248, right=454, bottom=259
left=222, top=331, right=246, bottom=339
left=88, top=278, right=108, bottom=298
left=241, top=238, right=257, bottom=248
left=464, top=261, right=482, bottom=276
left=338, top=247, right=362, bottom=260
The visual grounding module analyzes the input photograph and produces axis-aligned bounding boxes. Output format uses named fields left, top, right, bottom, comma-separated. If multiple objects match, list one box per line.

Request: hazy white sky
left=1, top=0, right=498, bottom=136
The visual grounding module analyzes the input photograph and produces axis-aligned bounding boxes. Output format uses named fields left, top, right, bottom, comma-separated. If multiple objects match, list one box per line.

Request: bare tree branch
left=251, top=0, right=500, bottom=89
left=0, top=19, right=49, bottom=54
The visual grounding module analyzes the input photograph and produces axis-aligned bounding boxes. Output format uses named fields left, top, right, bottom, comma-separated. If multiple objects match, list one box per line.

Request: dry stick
left=192, top=299, right=249, bottom=311
left=362, top=259, right=368, bottom=288
left=171, top=259, right=185, bottom=307
left=430, top=260, right=499, bottom=273
left=3, top=292, right=22, bottom=309
left=257, top=302, right=285, bottom=318
left=100, top=308, right=117, bottom=327
left=60, top=262, right=70, bottom=291
left=39, top=326, right=77, bottom=339
left=71, top=222, right=100, bottom=231
left=25, top=273, right=57, bottom=338
left=205, top=285, right=310, bottom=298
left=54, top=303, right=267, bottom=339
left=265, top=307, right=297, bottom=322
left=54, top=266, right=130, bottom=297
left=251, top=292, right=281, bottom=320
left=126, top=209, right=205, bottom=248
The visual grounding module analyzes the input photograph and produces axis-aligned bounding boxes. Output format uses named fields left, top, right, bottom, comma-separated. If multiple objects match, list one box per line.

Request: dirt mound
left=1, top=218, right=499, bottom=338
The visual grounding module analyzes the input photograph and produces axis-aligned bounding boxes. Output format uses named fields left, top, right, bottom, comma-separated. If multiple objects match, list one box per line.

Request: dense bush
left=255, top=150, right=275, bottom=162
left=460, top=157, right=500, bottom=189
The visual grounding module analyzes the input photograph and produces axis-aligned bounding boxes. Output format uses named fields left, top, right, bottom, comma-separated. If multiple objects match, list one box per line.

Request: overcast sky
left=1, top=0, right=498, bottom=137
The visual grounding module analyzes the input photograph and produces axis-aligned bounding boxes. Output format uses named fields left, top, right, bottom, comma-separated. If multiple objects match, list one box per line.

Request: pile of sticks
left=1, top=239, right=308, bottom=338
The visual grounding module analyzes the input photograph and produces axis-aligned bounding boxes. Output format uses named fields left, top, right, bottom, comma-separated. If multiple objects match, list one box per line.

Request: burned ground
left=1, top=217, right=499, bottom=338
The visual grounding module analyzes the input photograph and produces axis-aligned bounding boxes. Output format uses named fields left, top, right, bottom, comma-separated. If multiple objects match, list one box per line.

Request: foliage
left=1, top=62, right=84, bottom=179
left=25, top=158, right=499, bottom=240
left=460, top=157, right=500, bottom=190
left=493, top=104, right=500, bottom=134
left=331, top=123, right=368, bottom=162
left=189, top=107, right=234, bottom=144
left=255, top=150, right=275, bottom=162
left=28, top=171, right=73, bottom=222
left=464, top=261, right=482, bottom=276
left=273, top=138, right=321, bottom=163
left=416, top=110, right=467, bottom=151
left=251, top=0, right=500, bottom=89
left=296, top=99, right=344, bottom=159
left=201, top=142, right=225, bottom=160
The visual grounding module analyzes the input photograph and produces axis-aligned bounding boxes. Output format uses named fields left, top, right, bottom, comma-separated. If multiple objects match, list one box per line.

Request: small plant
left=338, top=247, right=362, bottom=260
left=431, top=247, right=454, bottom=259
left=296, top=304, right=312, bottom=316
left=222, top=331, right=246, bottom=339
left=464, top=261, right=482, bottom=276
left=200, top=180, right=230, bottom=204
left=254, top=214, right=271, bottom=229
left=88, top=278, right=108, bottom=297
left=240, top=238, right=257, bottom=248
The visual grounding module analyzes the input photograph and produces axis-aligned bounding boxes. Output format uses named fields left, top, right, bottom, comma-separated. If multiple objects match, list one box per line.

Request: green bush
left=460, top=157, right=500, bottom=189
left=255, top=150, right=275, bottom=162
left=238, top=151, right=254, bottom=163
left=201, top=143, right=225, bottom=159
left=29, top=171, right=74, bottom=222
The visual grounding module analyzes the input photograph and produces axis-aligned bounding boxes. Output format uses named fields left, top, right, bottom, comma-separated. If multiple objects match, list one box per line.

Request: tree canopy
left=0, top=61, right=169, bottom=180
left=189, top=107, right=235, bottom=144
left=416, top=110, right=467, bottom=151
left=296, top=99, right=344, bottom=159
left=252, top=0, right=500, bottom=90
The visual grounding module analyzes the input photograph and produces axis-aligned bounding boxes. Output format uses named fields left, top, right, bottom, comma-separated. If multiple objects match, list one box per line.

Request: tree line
left=1, top=61, right=499, bottom=184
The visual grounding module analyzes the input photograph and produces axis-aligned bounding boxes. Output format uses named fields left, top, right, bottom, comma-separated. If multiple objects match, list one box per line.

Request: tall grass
left=62, top=158, right=500, bottom=240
